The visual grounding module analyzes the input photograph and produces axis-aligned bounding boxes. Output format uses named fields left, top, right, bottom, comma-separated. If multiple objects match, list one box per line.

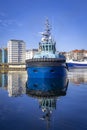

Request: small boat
left=66, top=59, right=87, bottom=68
left=26, top=19, right=68, bottom=78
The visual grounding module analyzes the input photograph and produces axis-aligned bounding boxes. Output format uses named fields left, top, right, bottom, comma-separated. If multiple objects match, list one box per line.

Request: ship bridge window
left=33, top=69, right=38, bottom=72
left=49, top=45, right=51, bottom=51
left=33, top=84, right=38, bottom=87
left=46, top=45, right=48, bottom=51
left=39, top=46, right=42, bottom=51
left=43, top=46, right=45, bottom=51
left=50, top=69, right=55, bottom=73
left=52, top=45, right=54, bottom=50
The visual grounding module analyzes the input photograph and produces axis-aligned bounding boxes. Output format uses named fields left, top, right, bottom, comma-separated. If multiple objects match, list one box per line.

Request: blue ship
left=26, top=19, right=68, bottom=78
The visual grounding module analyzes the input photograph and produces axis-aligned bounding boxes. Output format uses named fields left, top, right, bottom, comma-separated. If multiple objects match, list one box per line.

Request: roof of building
left=9, top=39, right=25, bottom=42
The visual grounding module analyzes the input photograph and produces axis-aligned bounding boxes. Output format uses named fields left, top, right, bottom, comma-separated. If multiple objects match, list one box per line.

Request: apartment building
left=8, top=40, right=26, bottom=63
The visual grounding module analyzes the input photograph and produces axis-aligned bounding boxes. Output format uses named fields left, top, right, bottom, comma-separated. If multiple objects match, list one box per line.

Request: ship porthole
left=33, top=69, right=38, bottom=72
left=50, top=69, right=55, bottom=73
left=33, top=84, right=38, bottom=87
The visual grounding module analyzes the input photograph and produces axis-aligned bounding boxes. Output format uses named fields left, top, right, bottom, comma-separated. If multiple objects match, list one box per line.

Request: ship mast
left=42, top=19, right=52, bottom=42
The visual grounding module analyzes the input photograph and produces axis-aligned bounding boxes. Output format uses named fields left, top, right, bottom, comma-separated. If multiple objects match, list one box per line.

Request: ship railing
left=26, top=58, right=66, bottom=62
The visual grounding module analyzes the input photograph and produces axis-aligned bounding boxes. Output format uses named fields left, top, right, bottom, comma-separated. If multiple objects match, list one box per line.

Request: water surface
left=0, top=70, right=87, bottom=130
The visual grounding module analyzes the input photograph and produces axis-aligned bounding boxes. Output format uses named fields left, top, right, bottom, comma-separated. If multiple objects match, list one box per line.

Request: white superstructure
left=8, top=40, right=26, bottom=63
left=33, top=19, right=63, bottom=59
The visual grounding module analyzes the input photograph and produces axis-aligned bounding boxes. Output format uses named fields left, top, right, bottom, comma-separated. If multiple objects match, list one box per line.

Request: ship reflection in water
left=26, top=77, right=69, bottom=128
left=0, top=71, right=87, bottom=130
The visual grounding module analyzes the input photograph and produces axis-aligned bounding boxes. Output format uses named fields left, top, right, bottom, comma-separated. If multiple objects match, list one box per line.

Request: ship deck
left=26, top=58, right=66, bottom=67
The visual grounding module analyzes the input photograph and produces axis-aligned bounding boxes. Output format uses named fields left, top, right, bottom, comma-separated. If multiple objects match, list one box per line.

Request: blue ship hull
left=67, top=63, right=87, bottom=68
left=27, top=66, right=67, bottom=78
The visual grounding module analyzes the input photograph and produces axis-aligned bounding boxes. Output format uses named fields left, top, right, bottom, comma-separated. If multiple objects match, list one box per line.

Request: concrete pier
left=0, top=63, right=26, bottom=72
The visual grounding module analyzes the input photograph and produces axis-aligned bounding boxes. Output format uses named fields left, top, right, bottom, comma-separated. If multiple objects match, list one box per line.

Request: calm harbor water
left=0, top=70, right=87, bottom=130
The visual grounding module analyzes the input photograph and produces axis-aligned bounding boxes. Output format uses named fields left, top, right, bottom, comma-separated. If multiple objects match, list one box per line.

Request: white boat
left=66, top=59, right=87, bottom=68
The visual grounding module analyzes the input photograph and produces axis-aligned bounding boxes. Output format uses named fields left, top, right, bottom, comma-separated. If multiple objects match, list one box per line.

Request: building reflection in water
left=0, top=73, right=8, bottom=89
left=26, top=77, right=69, bottom=128
left=8, top=71, right=27, bottom=97
left=68, top=69, right=87, bottom=85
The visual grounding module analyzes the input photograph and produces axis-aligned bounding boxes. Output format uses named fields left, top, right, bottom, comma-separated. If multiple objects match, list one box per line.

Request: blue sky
left=0, top=0, right=87, bottom=52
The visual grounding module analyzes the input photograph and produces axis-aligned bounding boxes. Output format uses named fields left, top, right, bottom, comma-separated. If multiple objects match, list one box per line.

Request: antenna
left=45, top=18, right=51, bottom=35
left=41, top=19, right=52, bottom=42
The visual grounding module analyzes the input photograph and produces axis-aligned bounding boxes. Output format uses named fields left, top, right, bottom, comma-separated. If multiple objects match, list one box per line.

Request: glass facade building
left=0, top=49, right=2, bottom=63
left=2, top=48, right=8, bottom=63
left=0, top=48, right=8, bottom=63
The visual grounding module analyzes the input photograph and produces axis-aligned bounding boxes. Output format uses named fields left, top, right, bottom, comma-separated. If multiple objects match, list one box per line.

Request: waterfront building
left=8, top=40, right=26, bottom=63
left=0, top=49, right=2, bottom=63
left=83, top=50, right=87, bottom=59
left=72, top=50, right=83, bottom=60
left=0, top=48, right=8, bottom=63
left=65, top=49, right=87, bottom=61
left=26, top=49, right=38, bottom=60
left=2, top=48, right=8, bottom=63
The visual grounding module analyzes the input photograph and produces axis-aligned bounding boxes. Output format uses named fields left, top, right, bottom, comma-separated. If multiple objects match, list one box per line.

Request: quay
left=0, top=63, right=26, bottom=72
